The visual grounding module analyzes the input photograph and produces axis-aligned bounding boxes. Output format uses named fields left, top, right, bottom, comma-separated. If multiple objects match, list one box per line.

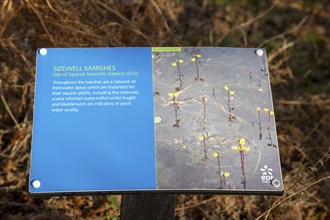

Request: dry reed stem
left=258, top=16, right=308, bottom=48
left=97, top=1, right=155, bottom=45
left=25, top=0, right=57, bottom=46
left=260, top=146, right=330, bottom=220
left=268, top=41, right=294, bottom=62
left=150, top=0, right=181, bottom=45
left=0, top=80, right=22, bottom=130
left=257, top=176, right=330, bottom=220
left=216, top=4, right=276, bottom=44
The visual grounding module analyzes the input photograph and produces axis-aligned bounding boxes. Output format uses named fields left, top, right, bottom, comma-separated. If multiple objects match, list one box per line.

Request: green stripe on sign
left=152, top=47, right=181, bottom=52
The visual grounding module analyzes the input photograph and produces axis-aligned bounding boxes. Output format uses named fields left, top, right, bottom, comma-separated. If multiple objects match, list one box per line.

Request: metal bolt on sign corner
left=256, top=49, right=264, bottom=57
left=39, top=48, right=47, bottom=55
left=32, top=180, right=41, bottom=188
left=271, top=179, right=281, bottom=187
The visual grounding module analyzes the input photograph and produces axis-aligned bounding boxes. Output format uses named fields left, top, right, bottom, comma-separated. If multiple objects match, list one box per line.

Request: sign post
left=121, top=194, right=175, bottom=220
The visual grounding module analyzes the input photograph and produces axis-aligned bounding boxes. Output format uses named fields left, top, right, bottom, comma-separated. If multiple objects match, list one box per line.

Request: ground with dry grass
left=0, top=0, right=329, bottom=219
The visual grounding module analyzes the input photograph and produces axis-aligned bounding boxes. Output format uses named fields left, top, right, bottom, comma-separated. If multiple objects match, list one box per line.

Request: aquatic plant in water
left=224, top=86, right=235, bottom=121
left=212, top=151, right=222, bottom=188
left=171, top=59, right=184, bottom=91
left=191, top=53, right=203, bottom=81
left=264, top=108, right=276, bottom=147
left=258, top=80, right=263, bottom=92
left=212, top=151, right=230, bottom=189
left=232, top=138, right=250, bottom=189
left=168, top=92, right=180, bottom=127
left=199, top=135, right=208, bottom=161
left=221, top=171, right=230, bottom=188
left=257, top=107, right=262, bottom=140
left=201, top=97, right=208, bottom=132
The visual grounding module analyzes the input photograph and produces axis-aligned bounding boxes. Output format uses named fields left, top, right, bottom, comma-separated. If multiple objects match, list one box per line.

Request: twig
left=287, top=147, right=330, bottom=192
left=97, top=1, right=155, bottom=45
left=256, top=176, right=330, bottom=220
left=258, top=16, right=308, bottom=48
left=216, top=4, right=276, bottom=44
left=150, top=0, right=181, bottom=45
left=45, top=0, right=58, bottom=15
left=0, top=1, right=23, bottom=38
left=0, top=80, right=22, bottom=130
left=51, top=21, right=104, bottom=40
left=262, top=146, right=330, bottom=220
left=301, top=115, right=329, bottom=145
left=5, top=39, right=32, bottom=68
left=25, top=0, right=57, bottom=46
left=267, top=41, right=294, bottom=62
left=238, top=25, right=248, bottom=47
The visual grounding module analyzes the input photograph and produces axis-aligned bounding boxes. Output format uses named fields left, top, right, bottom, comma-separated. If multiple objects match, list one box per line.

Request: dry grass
left=0, top=0, right=329, bottom=219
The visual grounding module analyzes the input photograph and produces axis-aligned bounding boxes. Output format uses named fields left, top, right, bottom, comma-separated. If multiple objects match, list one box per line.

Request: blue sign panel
left=30, top=48, right=156, bottom=193
left=29, top=47, right=284, bottom=195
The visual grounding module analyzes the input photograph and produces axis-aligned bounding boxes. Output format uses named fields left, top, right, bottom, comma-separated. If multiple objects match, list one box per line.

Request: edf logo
left=260, top=165, right=274, bottom=183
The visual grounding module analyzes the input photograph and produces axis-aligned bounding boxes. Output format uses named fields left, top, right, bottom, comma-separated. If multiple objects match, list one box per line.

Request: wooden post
left=120, top=194, right=176, bottom=220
